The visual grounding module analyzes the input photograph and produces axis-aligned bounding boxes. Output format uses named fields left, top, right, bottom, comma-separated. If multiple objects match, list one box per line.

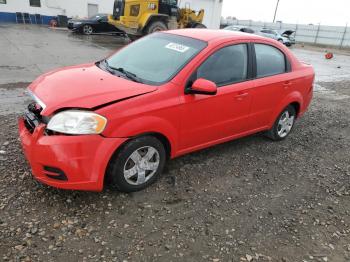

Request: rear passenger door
left=179, top=43, right=254, bottom=151
left=250, top=43, right=292, bottom=129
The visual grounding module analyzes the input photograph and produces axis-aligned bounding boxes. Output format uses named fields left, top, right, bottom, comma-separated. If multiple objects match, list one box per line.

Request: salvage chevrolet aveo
left=19, top=29, right=314, bottom=192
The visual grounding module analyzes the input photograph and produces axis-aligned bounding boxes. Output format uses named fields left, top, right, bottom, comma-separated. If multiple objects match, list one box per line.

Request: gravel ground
left=0, top=81, right=349, bottom=262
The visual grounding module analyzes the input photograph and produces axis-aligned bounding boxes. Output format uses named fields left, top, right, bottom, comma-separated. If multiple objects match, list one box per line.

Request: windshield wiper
left=102, top=60, right=143, bottom=83
left=101, top=59, right=116, bottom=75
left=113, top=67, right=143, bottom=83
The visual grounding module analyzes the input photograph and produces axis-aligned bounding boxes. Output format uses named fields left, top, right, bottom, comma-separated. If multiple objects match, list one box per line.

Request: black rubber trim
left=43, top=166, right=68, bottom=181
left=247, top=42, right=256, bottom=79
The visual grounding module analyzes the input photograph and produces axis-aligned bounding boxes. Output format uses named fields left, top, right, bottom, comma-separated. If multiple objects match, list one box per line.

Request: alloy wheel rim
left=277, top=111, right=294, bottom=138
left=84, top=25, right=92, bottom=34
left=123, top=146, right=160, bottom=185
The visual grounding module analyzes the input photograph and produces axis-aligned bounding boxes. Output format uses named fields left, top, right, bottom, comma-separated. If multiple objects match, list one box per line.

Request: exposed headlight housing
left=47, top=110, right=107, bottom=135
left=27, top=90, right=46, bottom=109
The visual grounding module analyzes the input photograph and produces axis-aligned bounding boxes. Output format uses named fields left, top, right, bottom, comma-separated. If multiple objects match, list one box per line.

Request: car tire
left=82, top=25, right=93, bottom=35
left=145, top=21, right=167, bottom=34
left=127, top=34, right=141, bottom=42
left=107, top=136, right=166, bottom=192
left=265, top=105, right=296, bottom=141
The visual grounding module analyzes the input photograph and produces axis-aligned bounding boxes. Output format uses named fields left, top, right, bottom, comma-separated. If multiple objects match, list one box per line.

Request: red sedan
left=19, top=29, right=314, bottom=192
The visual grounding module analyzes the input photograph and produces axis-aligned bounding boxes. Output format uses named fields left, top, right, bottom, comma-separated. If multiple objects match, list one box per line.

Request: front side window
left=29, top=0, right=41, bottom=7
left=106, top=33, right=207, bottom=85
left=196, top=44, right=248, bottom=86
left=255, top=44, right=286, bottom=78
left=161, top=0, right=177, bottom=5
left=0, top=0, right=7, bottom=4
left=99, top=16, right=108, bottom=22
left=130, top=4, right=140, bottom=16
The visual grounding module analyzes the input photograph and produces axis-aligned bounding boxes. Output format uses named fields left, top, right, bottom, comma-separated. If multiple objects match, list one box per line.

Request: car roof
left=165, top=29, right=265, bottom=43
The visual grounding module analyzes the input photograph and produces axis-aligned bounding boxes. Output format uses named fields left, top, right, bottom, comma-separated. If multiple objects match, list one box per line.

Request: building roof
left=165, top=29, right=265, bottom=42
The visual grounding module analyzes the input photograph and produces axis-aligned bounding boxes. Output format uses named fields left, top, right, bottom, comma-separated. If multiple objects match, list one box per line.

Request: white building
left=179, top=0, right=223, bottom=29
left=0, top=0, right=114, bottom=23
left=0, top=0, right=223, bottom=28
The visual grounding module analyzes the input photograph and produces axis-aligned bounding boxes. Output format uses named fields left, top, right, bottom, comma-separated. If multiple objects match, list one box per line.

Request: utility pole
left=273, top=0, right=280, bottom=23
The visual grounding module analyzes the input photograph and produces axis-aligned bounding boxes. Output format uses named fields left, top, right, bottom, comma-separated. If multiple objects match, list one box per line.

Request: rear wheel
left=266, top=105, right=296, bottom=141
left=107, top=136, right=166, bottom=192
left=145, top=21, right=167, bottom=34
left=82, top=25, right=93, bottom=35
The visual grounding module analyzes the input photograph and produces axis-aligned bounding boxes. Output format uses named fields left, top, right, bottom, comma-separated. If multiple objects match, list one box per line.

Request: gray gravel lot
left=0, top=24, right=350, bottom=262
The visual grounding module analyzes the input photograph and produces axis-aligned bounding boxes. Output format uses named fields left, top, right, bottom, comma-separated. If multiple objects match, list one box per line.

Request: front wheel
left=265, top=105, right=296, bottom=141
left=107, top=136, right=166, bottom=192
left=145, top=21, right=167, bottom=34
left=82, top=25, right=93, bottom=35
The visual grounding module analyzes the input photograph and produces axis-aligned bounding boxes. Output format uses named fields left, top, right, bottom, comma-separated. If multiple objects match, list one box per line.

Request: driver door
left=178, top=43, right=254, bottom=152
left=96, top=16, right=109, bottom=32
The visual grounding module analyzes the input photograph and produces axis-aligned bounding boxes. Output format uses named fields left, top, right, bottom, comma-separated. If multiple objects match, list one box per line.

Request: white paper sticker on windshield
left=165, top=43, right=190, bottom=53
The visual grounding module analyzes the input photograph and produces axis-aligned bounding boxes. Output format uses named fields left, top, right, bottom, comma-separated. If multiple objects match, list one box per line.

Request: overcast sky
left=222, top=0, right=349, bottom=26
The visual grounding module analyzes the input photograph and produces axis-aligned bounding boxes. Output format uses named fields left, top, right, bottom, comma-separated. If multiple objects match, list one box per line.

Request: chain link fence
left=223, top=19, right=350, bottom=48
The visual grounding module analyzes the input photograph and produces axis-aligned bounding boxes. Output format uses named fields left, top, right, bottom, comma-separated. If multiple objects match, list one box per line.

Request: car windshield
left=106, top=33, right=207, bottom=85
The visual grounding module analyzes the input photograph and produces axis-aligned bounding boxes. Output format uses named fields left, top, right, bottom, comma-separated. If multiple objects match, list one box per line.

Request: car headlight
left=47, top=110, right=107, bottom=135
left=74, top=22, right=82, bottom=25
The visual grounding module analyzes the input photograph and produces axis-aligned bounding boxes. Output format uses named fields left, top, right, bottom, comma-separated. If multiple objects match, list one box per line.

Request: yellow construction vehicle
left=108, top=0, right=205, bottom=40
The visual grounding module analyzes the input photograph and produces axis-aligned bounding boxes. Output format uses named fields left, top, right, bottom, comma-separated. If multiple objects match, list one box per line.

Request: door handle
left=283, top=81, right=292, bottom=88
left=235, top=92, right=249, bottom=100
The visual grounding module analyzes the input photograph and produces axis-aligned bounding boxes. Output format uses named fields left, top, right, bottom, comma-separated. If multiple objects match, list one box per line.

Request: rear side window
left=255, top=44, right=286, bottom=78
left=196, top=44, right=248, bottom=86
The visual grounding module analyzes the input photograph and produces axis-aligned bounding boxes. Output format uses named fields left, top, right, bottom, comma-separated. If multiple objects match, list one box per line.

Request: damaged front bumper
left=18, top=117, right=127, bottom=191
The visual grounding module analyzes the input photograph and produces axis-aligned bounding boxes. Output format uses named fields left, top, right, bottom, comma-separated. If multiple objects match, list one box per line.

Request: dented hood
left=28, top=63, right=157, bottom=115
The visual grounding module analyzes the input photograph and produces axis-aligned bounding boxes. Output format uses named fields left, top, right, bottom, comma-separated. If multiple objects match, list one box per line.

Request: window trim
left=186, top=42, right=253, bottom=91
left=252, top=42, right=291, bottom=79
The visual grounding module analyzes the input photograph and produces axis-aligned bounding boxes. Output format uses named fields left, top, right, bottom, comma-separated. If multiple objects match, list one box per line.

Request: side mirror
left=186, top=78, right=217, bottom=95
